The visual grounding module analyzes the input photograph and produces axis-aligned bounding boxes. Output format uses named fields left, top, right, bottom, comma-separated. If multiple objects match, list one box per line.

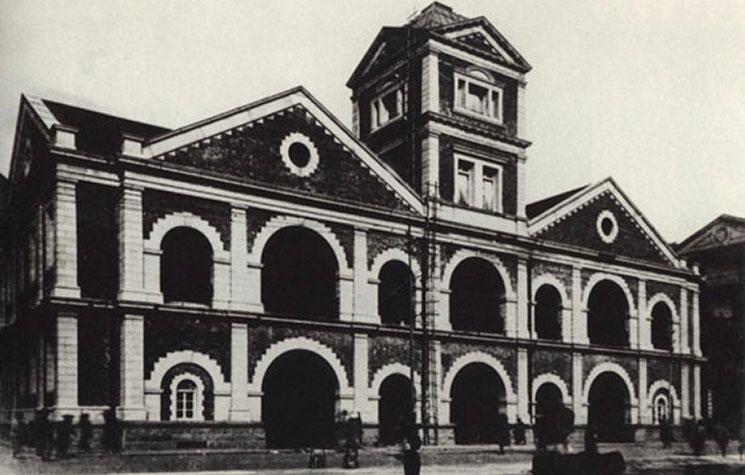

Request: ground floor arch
left=261, top=349, right=340, bottom=448
left=377, top=373, right=414, bottom=445
left=449, top=362, right=506, bottom=444
left=588, top=372, right=633, bottom=442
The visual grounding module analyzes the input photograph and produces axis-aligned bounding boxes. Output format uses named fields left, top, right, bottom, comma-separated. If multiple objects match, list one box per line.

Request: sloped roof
left=407, top=2, right=468, bottom=29
left=36, top=98, right=170, bottom=155
left=677, top=214, right=745, bottom=254
left=526, top=185, right=589, bottom=219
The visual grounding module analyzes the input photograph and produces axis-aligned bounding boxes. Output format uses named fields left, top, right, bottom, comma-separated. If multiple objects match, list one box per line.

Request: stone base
left=123, top=421, right=266, bottom=451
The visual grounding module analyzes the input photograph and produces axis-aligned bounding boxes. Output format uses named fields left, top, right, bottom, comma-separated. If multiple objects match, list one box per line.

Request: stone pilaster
left=119, top=314, right=147, bottom=420
left=55, top=312, right=78, bottom=415
left=516, top=258, right=530, bottom=339
left=51, top=181, right=80, bottom=298
left=638, top=279, right=649, bottom=350
left=353, top=333, right=371, bottom=419
left=339, top=270, right=355, bottom=322
left=638, top=358, right=649, bottom=424
left=505, top=297, right=518, bottom=339
left=680, top=288, right=690, bottom=354
left=421, top=132, right=440, bottom=197
left=517, top=348, right=529, bottom=422
left=681, top=363, right=691, bottom=419
left=353, top=228, right=376, bottom=324
left=572, top=352, right=585, bottom=424
left=571, top=266, right=587, bottom=344
left=691, top=289, right=701, bottom=356
left=516, top=81, right=527, bottom=137
left=212, top=255, right=231, bottom=309
left=229, top=207, right=254, bottom=311
left=351, top=100, right=360, bottom=137
left=118, top=185, right=150, bottom=302
left=230, top=323, right=250, bottom=421
left=693, top=364, right=701, bottom=419
left=421, top=51, right=439, bottom=114
left=516, top=156, right=528, bottom=232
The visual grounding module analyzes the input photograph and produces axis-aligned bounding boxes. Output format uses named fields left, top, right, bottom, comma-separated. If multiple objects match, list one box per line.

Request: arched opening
left=378, top=261, right=415, bottom=327
left=534, top=285, right=562, bottom=340
left=378, top=374, right=414, bottom=445
left=261, top=226, right=339, bottom=320
left=175, top=379, right=198, bottom=421
left=588, top=372, right=632, bottom=442
left=161, top=227, right=213, bottom=304
left=587, top=280, right=629, bottom=347
left=160, top=363, right=214, bottom=421
left=262, top=350, right=339, bottom=448
left=651, top=302, right=673, bottom=351
left=450, top=258, right=506, bottom=334
left=652, top=390, right=671, bottom=424
left=534, top=383, right=565, bottom=447
left=450, top=362, right=505, bottom=444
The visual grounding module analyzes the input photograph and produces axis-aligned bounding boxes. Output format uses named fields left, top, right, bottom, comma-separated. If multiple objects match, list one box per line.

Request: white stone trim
left=445, top=26, right=518, bottom=68
left=531, top=274, right=570, bottom=304
left=441, top=249, right=515, bottom=299
left=582, top=362, right=639, bottom=411
left=249, top=214, right=352, bottom=276
left=145, top=211, right=229, bottom=261
left=145, top=350, right=229, bottom=395
left=170, top=372, right=205, bottom=422
left=442, top=351, right=516, bottom=403
left=581, top=272, right=637, bottom=316
left=532, top=373, right=572, bottom=406
left=647, top=379, right=681, bottom=424
left=369, top=363, right=421, bottom=398
left=279, top=132, right=319, bottom=177
left=596, top=209, right=619, bottom=243
left=369, top=248, right=421, bottom=281
left=249, top=337, right=353, bottom=399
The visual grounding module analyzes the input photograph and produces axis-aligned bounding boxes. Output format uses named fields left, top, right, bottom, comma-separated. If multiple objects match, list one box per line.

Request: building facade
left=678, top=215, right=745, bottom=436
left=0, top=2, right=703, bottom=449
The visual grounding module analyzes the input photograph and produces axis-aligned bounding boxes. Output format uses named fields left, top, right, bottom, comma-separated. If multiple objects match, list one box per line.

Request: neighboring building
left=678, top=215, right=745, bottom=434
left=0, top=2, right=702, bottom=449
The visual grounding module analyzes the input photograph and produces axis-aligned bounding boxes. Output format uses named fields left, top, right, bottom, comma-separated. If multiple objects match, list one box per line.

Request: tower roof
left=407, top=2, right=468, bottom=29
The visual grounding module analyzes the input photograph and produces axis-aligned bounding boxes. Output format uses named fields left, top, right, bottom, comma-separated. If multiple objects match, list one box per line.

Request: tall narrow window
left=456, top=159, right=474, bottom=206
left=371, top=87, right=404, bottom=131
left=176, top=379, right=197, bottom=421
left=482, top=166, right=501, bottom=212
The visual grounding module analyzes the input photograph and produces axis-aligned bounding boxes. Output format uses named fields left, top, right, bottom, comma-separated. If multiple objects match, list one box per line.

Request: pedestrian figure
left=660, top=416, right=673, bottom=449
left=714, top=423, right=730, bottom=457
left=102, top=407, right=121, bottom=453
left=557, top=406, right=575, bottom=453
left=584, top=421, right=597, bottom=454
left=401, top=430, right=421, bottom=475
left=342, top=412, right=360, bottom=469
left=11, top=412, right=25, bottom=458
left=78, top=413, right=92, bottom=453
left=495, top=414, right=510, bottom=454
left=55, top=415, right=74, bottom=458
left=513, top=418, right=526, bottom=445
left=36, top=409, right=53, bottom=461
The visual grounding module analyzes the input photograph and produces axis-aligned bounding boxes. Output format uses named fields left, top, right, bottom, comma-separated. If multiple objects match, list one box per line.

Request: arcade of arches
left=378, top=374, right=414, bottom=445
left=534, top=285, right=562, bottom=340
left=588, top=372, right=633, bottom=442
left=449, top=258, right=506, bottom=334
left=651, top=302, right=673, bottom=351
left=161, top=227, right=214, bottom=305
left=450, top=362, right=506, bottom=444
left=378, top=261, right=415, bottom=326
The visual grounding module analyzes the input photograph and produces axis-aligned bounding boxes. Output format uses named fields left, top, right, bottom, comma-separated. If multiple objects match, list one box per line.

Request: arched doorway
left=450, top=257, right=506, bottom=334
left=261, top=226, right=339, bottom=320
left=534, top=383, right=565, bottom=447
left=587, top=280, right=629, bottom=347
left=378, top=261, right=415, bottom=327
left=262, top=350, right=339, bottom=448
left=588, top=372, right=632, bottom=442
left=450, top=362, right=505, bottom=444
left=534, top=285, right=562, bottom=340
left=161, top=227, right=213, bottom=304
left=378, top=374, right=414, bottom=445
left=651, top=302, right=673, bottom=351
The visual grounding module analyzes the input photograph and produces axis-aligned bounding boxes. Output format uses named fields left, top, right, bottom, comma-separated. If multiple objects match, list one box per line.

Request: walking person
left=11, top=412, right=25, bottom=458
left=660, top=416, right=673, bottom=449
left=78, top=413, right=92, bottom=453
left=55, top=415, right=74, bottom=458
left=401, top=429, right=421, bottom=475
left=495, top=414, right=510, bottom=454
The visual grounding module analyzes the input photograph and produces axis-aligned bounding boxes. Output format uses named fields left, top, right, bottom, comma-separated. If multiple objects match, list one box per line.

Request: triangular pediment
left=435, top=18, right=531, bottom=72
left=143, top=87, right=423, bottom=214
left=678, top=215, right=745, bottom=254
left=528, top=178, right=681, bottom=267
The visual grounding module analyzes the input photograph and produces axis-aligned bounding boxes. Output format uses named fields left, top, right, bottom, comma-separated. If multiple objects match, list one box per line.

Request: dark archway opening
left=261, top=226, right=339, bottom=321
left=534, top=383, right=564, bottom=446
left=588, top=372, right=632, bottom=442
left=651, top=302, right=673, bottom=351
left=535, top=285, right=562, bottom=340
left=379, top=261, right=415, bottom=327
left=262, top=350, right=339, bottom=449
left=450, top=363, right=505, bottom=444
left=378, top=374, right=414, bottom=445
left=587, top=281, right=629, bottom=347
left=161, top=227, right=213, bottom=305
left=450, top=258, right=506, bottom=334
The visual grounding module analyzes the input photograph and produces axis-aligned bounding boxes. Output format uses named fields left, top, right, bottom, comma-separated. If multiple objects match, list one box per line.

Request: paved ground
left=2, top=441, right=745, bottom=474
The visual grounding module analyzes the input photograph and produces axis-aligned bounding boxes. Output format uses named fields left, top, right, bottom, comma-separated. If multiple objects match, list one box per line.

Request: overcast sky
left=1, top=0, right=743, bottom=243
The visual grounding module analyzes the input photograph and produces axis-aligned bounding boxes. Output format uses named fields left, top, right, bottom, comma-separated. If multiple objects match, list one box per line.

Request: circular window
left=596, top=210, right=619, bottom=243
left=280, top=132, right=319, bottom=177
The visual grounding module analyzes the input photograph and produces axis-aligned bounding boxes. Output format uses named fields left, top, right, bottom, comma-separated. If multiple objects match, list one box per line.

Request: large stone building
left=678, top=215, right=745, bottom=435
left=0, top=2, right=703, bottom=449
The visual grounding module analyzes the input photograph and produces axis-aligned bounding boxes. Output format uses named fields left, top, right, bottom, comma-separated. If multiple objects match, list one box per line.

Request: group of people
left=10, top=407, right=122, bottom=460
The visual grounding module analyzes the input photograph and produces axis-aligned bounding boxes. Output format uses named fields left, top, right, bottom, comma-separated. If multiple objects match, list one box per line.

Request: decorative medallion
left=280, top=132, right=319, bottom=177
left=712, top=225, right=730, bottom=245
left=596, top=209, right=619, bottom=243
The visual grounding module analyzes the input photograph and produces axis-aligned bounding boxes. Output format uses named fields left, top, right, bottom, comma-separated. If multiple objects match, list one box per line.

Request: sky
left=0, top=0, right=743, bottom=243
